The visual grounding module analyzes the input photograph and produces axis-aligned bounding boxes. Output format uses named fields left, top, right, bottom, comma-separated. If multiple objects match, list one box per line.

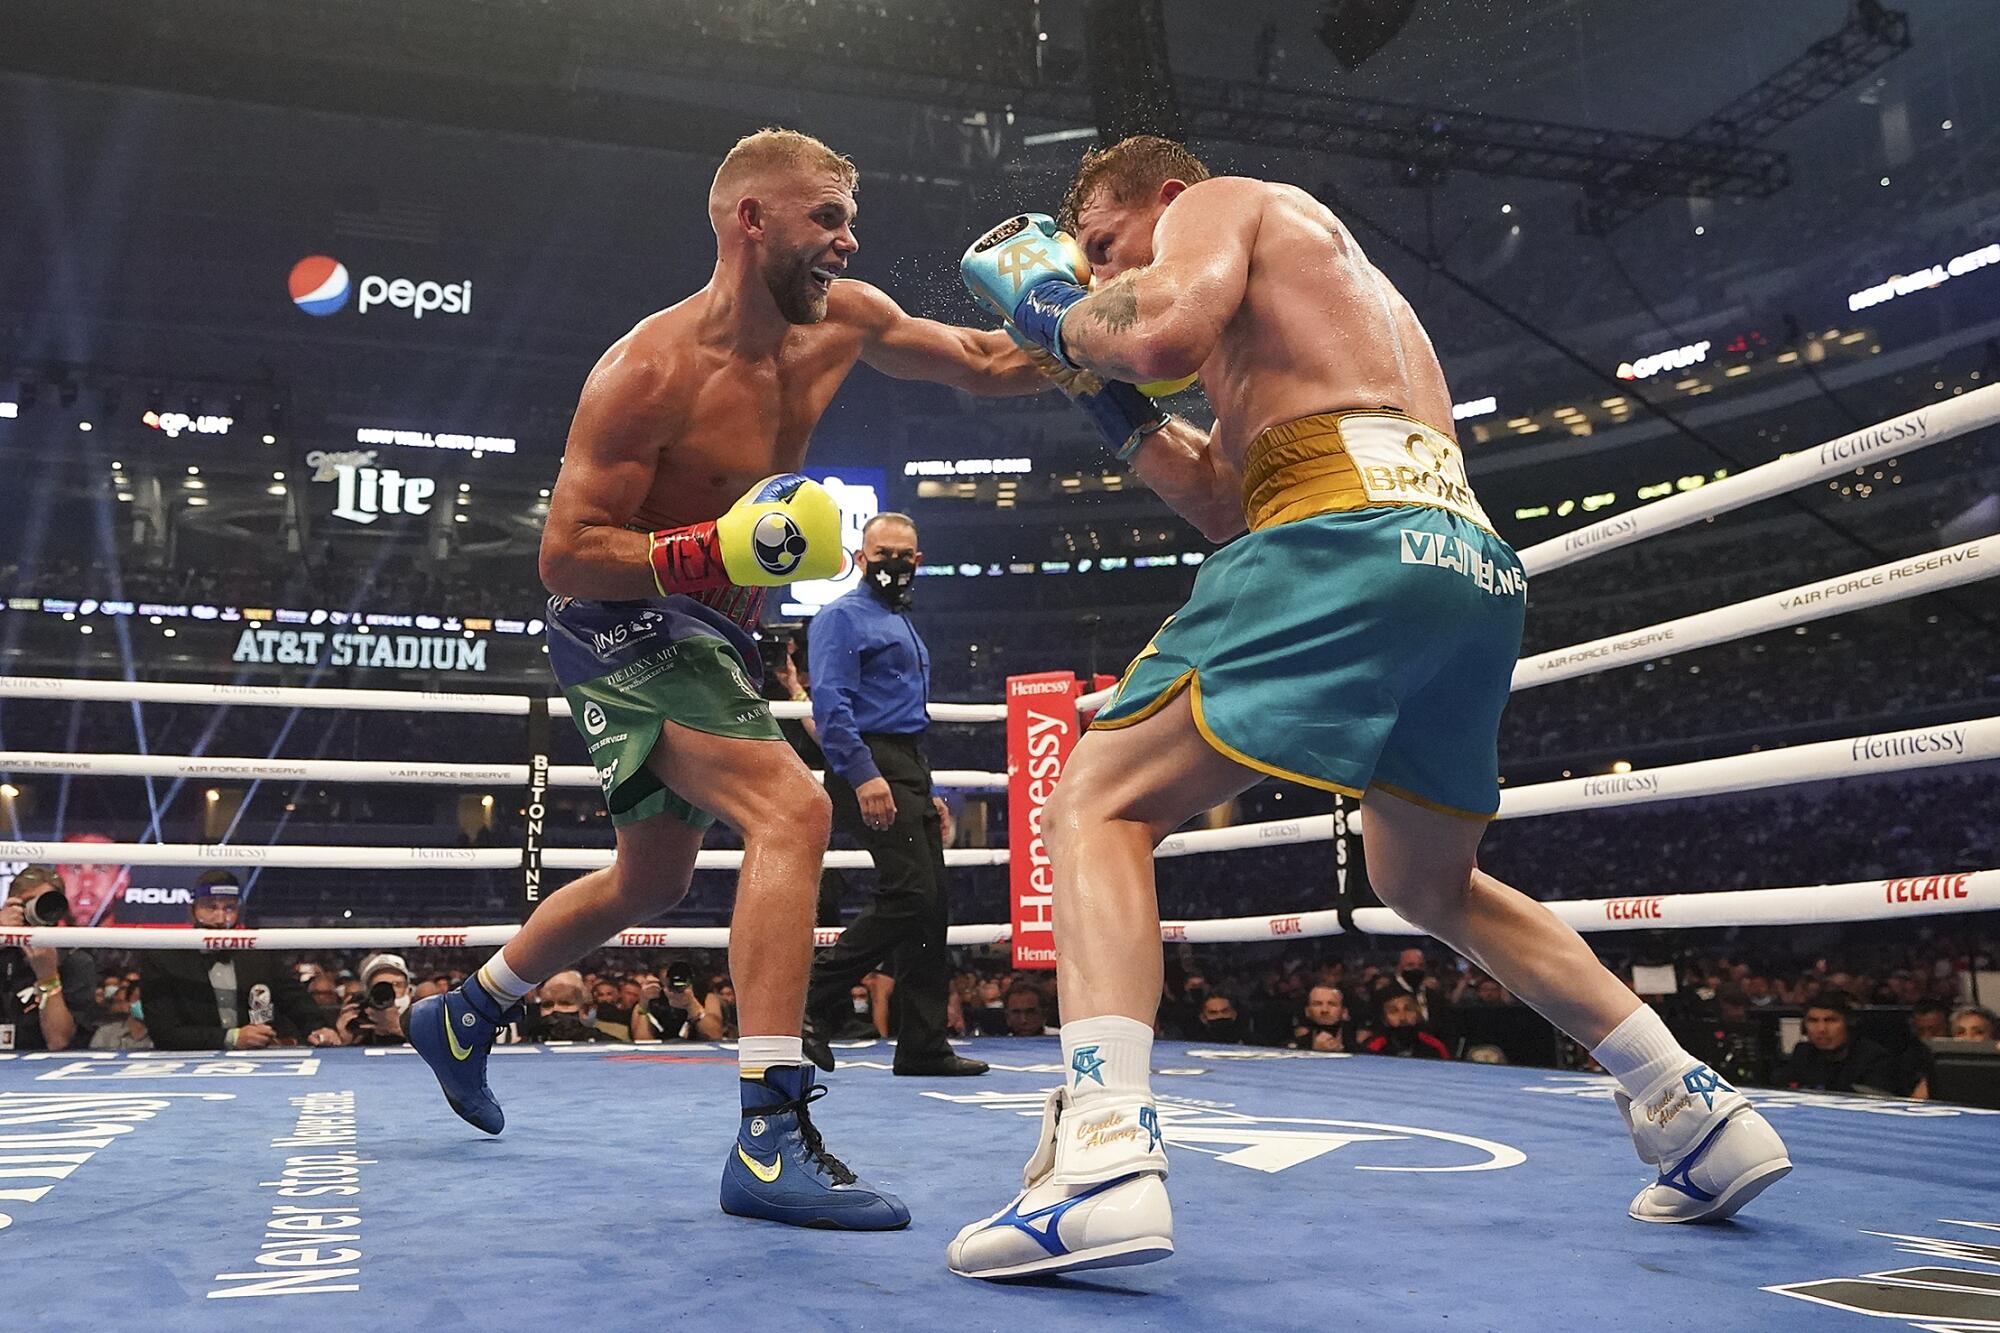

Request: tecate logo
left=289, top=254, right=473, bottom=320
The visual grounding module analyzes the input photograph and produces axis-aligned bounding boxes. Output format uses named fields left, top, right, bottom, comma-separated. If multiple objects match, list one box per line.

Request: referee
left=801, top=512, right=985, bottom=1077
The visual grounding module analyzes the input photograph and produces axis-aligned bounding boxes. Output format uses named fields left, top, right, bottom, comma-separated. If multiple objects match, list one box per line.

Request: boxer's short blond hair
left=1059, top=135, right=1211, bottom=232
left=710, top=128, right=857, bottom=228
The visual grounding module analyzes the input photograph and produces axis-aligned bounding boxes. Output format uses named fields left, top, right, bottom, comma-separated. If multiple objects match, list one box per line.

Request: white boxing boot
left=947, top=1087, right=1174, bottom=1279
left=1615, top=1062, right=1792, bottom=1223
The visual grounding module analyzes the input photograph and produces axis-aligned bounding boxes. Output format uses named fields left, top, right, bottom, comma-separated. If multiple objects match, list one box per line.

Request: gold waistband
left=1242, top=410, right=1455, bottom=533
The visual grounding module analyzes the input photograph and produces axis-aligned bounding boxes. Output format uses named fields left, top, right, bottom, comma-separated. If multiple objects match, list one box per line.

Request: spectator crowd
left=8, top=863, right=1995, bottom=1105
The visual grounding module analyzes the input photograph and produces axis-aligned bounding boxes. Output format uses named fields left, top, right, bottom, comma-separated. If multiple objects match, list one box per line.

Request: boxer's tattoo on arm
left=1084, top=276, right=1142, bottom=334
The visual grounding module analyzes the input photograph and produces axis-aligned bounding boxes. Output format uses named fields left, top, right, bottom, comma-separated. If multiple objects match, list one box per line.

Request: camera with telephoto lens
left=24, top=887, right=69, bottom=928
left=755, top=623, right=805, bottom=700
left=367, top=980, right=398, bottom=1008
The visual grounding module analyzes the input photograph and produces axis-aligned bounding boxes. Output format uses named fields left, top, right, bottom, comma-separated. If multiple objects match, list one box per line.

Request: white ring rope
left=0, top=840, right=1008, bottom=872
left=1157, top=713, right=2000, bottom=852
left=1141, top=869, right=2000, bottom=943
left=0, top=677, right=536, bottom=714
left=0, top=676, right=1007, bottom=725
left=8, top=869, right=1991, bottom=951
left=550, top=696, right=1008, bottom=724
left=0, top=751, right=1009, bottom=793
left=1515, top=382, right=2000, bottom=575
left=1513, top=536, right=1994, bottom=690
left=0, top=922, right=1015, bottom=953
left=2, top=714, right=1989, bottom=869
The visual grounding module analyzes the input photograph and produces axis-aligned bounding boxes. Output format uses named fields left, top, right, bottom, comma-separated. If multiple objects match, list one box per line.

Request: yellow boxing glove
left=1137, top=373, right=1198, bottom=397
left=649, top=474, right=844, bottom=594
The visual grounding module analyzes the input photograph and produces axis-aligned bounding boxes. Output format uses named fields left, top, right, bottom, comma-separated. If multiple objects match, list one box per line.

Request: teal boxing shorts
left=1091, top=505, right=1527, bottom=820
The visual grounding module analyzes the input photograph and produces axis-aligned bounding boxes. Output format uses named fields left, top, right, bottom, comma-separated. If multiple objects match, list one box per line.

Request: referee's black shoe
left=801, top=1017, right=836, bottom=1072
left=893, top=1052, right=989, bottom=1077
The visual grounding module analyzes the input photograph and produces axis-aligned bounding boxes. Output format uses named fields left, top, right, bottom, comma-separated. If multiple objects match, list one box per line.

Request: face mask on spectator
left=863, top=555, right=916, bottom=609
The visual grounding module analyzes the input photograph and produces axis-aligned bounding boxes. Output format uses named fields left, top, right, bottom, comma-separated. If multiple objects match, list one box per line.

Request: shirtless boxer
left=407, top=128, right=1050, bottom=1231
left=947, top=136, right=1791, bottom=1277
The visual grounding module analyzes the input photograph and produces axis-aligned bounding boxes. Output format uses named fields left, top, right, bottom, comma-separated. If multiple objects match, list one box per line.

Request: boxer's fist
left=1018, top=344, right=1171, bottom=461
left=962, top=213, right=1091, bottom=366
left=713, top=474, right=844, bottom=587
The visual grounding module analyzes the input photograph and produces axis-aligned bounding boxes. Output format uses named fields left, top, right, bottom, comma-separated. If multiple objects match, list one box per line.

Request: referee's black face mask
left=863, top=554, right=916, bottom=609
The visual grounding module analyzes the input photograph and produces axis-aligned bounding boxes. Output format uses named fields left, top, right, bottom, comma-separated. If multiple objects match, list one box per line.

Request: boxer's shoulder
left=822, top=277, right=900, bottom=331
left=583, top=309, right=713, bottom=413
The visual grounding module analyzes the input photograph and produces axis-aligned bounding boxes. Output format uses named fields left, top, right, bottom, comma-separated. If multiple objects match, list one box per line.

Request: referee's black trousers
left=806, top=734, right=951, bottom=1061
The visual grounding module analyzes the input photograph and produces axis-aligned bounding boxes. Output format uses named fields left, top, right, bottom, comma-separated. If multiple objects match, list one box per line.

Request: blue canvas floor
left=2, top=1038, right=1995, bottom=1332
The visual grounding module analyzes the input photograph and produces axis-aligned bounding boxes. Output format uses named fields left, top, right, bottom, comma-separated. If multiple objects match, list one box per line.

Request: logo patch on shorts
left=582, top=701, right=608, bottom=735
left=1399, top=527, right=1525, bottom=597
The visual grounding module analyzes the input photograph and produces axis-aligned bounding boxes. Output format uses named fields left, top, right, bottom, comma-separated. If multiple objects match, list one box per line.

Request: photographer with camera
left=140, top=871, right=341, bottom=1049
left=333, top=953, right=412, bottom=1046
left=0, top=865, right=97, bottom=1051
left=638, top=960, right=728, bottom=1040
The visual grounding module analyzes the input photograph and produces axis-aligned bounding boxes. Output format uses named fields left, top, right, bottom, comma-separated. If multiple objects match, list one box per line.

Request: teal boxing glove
left=961, top=213, right=1091, bottom=368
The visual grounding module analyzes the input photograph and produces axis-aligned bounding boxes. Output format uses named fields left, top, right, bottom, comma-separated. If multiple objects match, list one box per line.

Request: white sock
left=1592, top=1003, right=1694, bottom=1098
left=1060, top=1015, right=1153, bottom=1103
left=474, top=950, right=534, bottom=1005
left=738, top=1035, right=803, bottom=1079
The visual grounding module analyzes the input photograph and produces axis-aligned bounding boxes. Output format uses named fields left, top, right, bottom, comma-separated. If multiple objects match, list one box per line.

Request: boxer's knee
left=608, top=822, right=699, bottom=913
left=742, top=769, right=832, bottom=857
left=613, top=862, right=691, bottom=914
left=1042, top=775, right=1116, bottom=868
left=1372, top=864, right=1475, bottom=934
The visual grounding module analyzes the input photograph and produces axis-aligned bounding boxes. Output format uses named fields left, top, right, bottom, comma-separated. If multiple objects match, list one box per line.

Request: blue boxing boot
left=721, top=1065, right=910, bottom=1230
left=406, top=978, right=517, bottom=1135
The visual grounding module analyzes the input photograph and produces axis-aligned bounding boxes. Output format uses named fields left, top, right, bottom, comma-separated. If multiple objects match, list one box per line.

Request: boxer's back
left=1202, top=182, right=1456, bottom=471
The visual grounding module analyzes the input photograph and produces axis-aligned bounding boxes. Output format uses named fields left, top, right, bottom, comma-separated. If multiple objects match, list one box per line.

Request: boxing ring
left=2, top=386, right=1998, bottom=1330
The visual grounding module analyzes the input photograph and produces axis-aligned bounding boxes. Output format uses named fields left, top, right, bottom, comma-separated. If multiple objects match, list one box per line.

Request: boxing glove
left=962, top=213, right=1092, bottom=368
left=647, top=474, right=843, bottom=596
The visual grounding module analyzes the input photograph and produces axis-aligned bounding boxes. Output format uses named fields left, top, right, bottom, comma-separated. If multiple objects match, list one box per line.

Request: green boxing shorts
left=1092, top=505, right=1527, bottom=820
left=546, top=595, right=782, bottom=828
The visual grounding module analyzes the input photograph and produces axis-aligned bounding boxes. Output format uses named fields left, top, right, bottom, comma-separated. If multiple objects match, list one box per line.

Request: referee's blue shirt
left=807, top=585, right=931, bottom=787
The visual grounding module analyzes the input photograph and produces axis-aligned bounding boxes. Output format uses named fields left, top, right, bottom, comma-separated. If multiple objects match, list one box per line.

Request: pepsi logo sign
left=289, top=255, right=472, bottom=320
left=289, top=255, right=352, bottom=316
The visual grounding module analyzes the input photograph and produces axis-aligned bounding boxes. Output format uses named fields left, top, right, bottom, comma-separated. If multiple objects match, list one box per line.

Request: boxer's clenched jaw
left=756, top=180, right=857, bottom=325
